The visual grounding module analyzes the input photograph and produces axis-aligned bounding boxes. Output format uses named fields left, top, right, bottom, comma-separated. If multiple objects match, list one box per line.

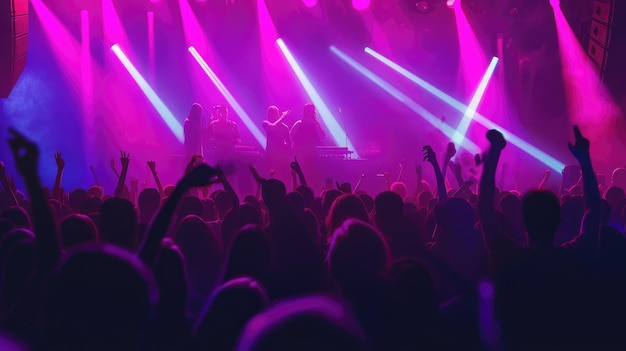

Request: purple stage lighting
left=549, top=0, right=560, bottom=7
left=302, top=0, right=317, bottom=8
left=276, top=38, right=359, bottom=157
left=452, top=57, right=499, bottom=150
left=111, top=44, right=184, bottom=143
left=188, top=46, right=267, bottom=147
left=446, top=0, right=456, bottom=8
left=352, top=0, right=371, bottom=11
left=330, top=46, right=481, bottom=154
left=364, top=47, right=565, bottom=172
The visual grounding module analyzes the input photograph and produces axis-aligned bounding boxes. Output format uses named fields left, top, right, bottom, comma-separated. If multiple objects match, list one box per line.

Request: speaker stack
left=587, top=0, right=626, bottom=97
left=0, top=0, right=28, bottom=99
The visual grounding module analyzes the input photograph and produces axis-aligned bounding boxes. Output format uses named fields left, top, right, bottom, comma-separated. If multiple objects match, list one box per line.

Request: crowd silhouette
left=0, top=123, right=626, bottom=350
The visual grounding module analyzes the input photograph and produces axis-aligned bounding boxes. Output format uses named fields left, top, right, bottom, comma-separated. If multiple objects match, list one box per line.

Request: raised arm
left=139, top=163, right=217, bottom=266
left=423, top=145, right=447, bottom=202
left=290, top=158, right=307, bottom=186
left=336, top=181, right=352, bottom=194
left=441, top=142, right=456, bottom=184
left=396, top=163, right=404, bottom=183
left=249, top=165, right=265, bottom=198
left=498, top=162, right=508, bottom=191
left=89, top=165, right=100, bottom=186
left=449, top=161, right=464, bottom=188
left=8, top=128, right=61, bottom=272
left=51, top=152, right=65, bottom=201
left=218, top=168, right=239, bottom=210
left=537, top=169, right=551, bottom=190
left=353, top=173, right=365, bottom=193
left=110, top=157, right=120, bottom=179
left=478, top=130, right=517, bottom=267
left=568, top=126, right=601, bottom=239
left=114, top=151, right=130, bottom=198
left=413, top=164, right=423, bottom=197
left=147, top=160, right=164, bottom=196
left=0, top=162, right=18, bottom=207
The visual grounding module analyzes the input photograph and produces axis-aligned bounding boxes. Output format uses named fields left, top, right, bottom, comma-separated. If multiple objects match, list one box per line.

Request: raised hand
left=8, top=127, right=40, bottom=177
left=422, top=145, right=437, bottom=165
left=336, top=181, right=352, bottom=193
left=290, top=157, right=302, bottom=173
left=444, top=142, right=457, bottom=161
left=55, top=152, right=65, bottom=171
left=110, top=157, right=117, bottom=171
left=185, top=154, right=203, bottom=175
left=147, top=160, right=157, bottom=173
left=486, top=129, right=506, bottom=152
left=181, top=163, right=218, bottom=188
left=567, top=125, right=590, bottom=161
left=415, top=164, right=422, bottom=178
left=249, top=165, right=265, bottom=184
left=120, top=151, right=130, bottom=169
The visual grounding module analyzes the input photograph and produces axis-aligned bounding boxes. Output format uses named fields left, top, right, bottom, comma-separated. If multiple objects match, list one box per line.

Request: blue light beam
left=111, top=44, right=183, bottom=142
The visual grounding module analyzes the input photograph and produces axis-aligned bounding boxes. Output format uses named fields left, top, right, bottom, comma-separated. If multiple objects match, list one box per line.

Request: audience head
left=373, top=191, right=404, bottom=231
left=87, top=185, right=104, bottom=199
left=138, top=188, right=160, bottom=222
left=80, top=196, right=102, bottom=215
left=194, top=277, right=269, bottom=351
left=69, top=189, right=88, bottom=211
left=322, top=190, right=342, bottom=214
left=611, top=167, right=626, bottom=189
left=154, top=244, right=188, bottom=311
left=176, top=215, right=220, bottom=257
left=177, top=196, right=204, bottom=223
left=243, top=195, right=262, bottom=213
left=202, top=198, right=218, bottom=222
left=500, top=193, right=521, bottom=221
left=223, top=225, right=272, bottom=284
left=296, top=185, right=315, bottom=209
left=59, top=214, right=98, bottom=249
left=286, top=191, right=305, bottom=214
left=358, top=193, right=374, bottom=213
left=605, top=186, right=625, bottom=207
left=1, top=206, right=31, bottom=229
left=164, top=185, right=176, bottom=198
left=237, top=295, right=369, bottom=351
left=521, top=190, right=561, bottom=248
left=38, top=245, right=157, bottom=350
left=99, top=197, right=138, bottom=251
left=328, top=219, right=391, bottom=293
left=262, top=180, right=287, bottom=212
left=0, top=218, right=14, bottom=242
left=390, top=182, right=407, bottom=199
left=214, top=190, right=234, bottom=219
left=325, top=194, right=370, bottom=235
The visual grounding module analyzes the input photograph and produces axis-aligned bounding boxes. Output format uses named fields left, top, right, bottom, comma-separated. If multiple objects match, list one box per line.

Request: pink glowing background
left=1, top=0, right=624, bottom=192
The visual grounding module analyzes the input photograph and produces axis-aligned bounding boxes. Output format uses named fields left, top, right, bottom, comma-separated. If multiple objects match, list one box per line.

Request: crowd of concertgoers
left=1, top=124, right=626, bottom=350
